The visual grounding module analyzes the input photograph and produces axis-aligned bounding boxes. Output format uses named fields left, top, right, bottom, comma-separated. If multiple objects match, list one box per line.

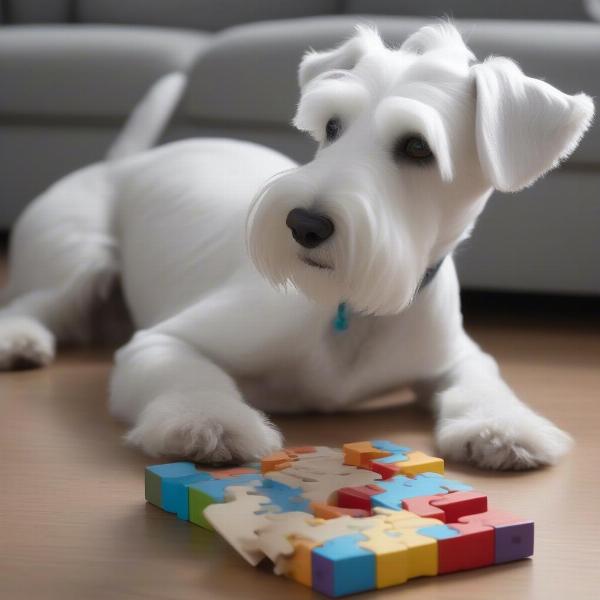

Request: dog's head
left=247, top=23, right=593, bottom=315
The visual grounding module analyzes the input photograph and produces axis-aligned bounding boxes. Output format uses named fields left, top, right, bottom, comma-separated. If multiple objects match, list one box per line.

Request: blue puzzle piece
left=369, top=440, right=411, bottom=464
left=418, top=524, right=460, bottom=540
left=375, top=453, right=410, bottom=465
left=146, top=462, right=215, bottom=520
left=188, top=474, right=263, bottom=504
left=253, top=479, right=311, bottom=514
left=408, top=473, right=472, bottom=492
left=370, top=440, right=412, bottom=453
left=371, top=473, right=472, bottom=510
left=312, top=533, right=376, bottom=597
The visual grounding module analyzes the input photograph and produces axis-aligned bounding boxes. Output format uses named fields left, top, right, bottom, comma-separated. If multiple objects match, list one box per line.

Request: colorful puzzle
left=145, top=441, right=534, bottom=597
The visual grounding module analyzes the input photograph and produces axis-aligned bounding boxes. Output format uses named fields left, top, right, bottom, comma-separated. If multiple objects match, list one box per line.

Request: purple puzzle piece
left=494, top=521, right=535, bottom=563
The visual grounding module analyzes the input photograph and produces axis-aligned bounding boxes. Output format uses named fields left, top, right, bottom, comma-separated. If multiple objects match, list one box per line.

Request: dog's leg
left=109, top=330, right=283, bottom=462
left=432, top=332, right=572, bottom=470
left=0, top=166, right=117, bottom=369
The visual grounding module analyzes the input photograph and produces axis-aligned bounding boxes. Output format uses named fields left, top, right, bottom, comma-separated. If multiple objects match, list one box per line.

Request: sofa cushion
left=343, top=0, right=592, bottom=21
left=7, top=0, right=71, bottom=23
left=77, top=0, right=338, bottom=31
left=182, top=15, right=600, bottom=165
left=0, top=25, right=208, bottom=118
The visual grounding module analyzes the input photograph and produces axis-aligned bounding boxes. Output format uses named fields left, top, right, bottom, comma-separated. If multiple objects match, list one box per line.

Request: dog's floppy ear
left=298, top=25, right=383, bottom=89
left=473, top=57, right=594, bottom=192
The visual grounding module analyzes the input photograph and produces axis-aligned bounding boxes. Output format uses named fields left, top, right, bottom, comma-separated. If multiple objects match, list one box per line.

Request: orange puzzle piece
left=343, top=441, right=391, bottom=467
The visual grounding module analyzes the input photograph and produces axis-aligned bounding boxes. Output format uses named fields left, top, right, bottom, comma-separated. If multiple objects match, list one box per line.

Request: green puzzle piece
left=189, top=474, right=263, bottom=529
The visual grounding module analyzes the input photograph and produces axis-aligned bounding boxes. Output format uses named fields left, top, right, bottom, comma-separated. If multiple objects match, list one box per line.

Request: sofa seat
left=0, top=24, right=209, bottom=119
left=182, top=15, right=600, bottom=166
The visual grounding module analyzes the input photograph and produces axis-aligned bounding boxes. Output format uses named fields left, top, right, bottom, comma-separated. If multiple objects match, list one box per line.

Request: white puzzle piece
left=203, top=485, right=270, bottom=566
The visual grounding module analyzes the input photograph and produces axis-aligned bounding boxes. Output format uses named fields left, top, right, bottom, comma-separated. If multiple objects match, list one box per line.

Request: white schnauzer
left=0, top=24, right=593, bottom=469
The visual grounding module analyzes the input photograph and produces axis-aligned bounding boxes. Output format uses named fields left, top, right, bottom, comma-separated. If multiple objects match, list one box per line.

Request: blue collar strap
left=333, top=302, right=350, bottom=332
left=333, top=257, right=445, bottom=332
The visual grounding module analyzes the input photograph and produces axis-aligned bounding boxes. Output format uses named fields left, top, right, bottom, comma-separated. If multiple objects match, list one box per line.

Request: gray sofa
left=1, top=1, right=599, bottom=295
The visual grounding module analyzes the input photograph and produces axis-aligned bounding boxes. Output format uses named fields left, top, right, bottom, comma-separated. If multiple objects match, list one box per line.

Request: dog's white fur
left=0, top=25, right=593, bottom=469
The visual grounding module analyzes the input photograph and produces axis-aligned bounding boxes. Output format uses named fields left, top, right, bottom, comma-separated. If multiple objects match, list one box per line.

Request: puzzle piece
left=359, top=509, right=450, bottom=586
left=202, top=485, right=271, bottom=565
left=401, top=494, right=446, bottom=521
left=188, top=473, right=263, bottom=528
left=412, top=473, right=471, bottom=492
left=262, top=446, right=341, bottom=472
left=342, top=441, right=394, bottom=467
left=366, top=441, right=412, bottom=477
left=430, top=491, right=488, bottom=522
left=356, top=524, right=408, bottom=588
left=312, top=533, right=376, bottom=597
left=283, top=537, right=319, bottom=586
left=145, top=462, right=214, bottom=520
left=371, top=473, right=472, bottom=511
left=261, top=450, right=295, bottom=473
left=458, top=509, right=534, bottom=564
left=345, top=442, right=445, bottom=479
left=253, top=479, right=311, bottom=514
left=425, top=518, right=495, bottom=573
left=418, top=524, right=460, bottom=540
left=377, top=528, right=438, bottom=581
left=336, top=484, right=386, bottom=513
left=371, top=450, right=444, bottom=478
left=370, top=440, right=412, bottom=454
left=402, top=491, right=488, bottom=522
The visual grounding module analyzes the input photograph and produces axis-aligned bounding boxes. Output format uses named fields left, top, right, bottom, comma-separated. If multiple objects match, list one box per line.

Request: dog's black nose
left=286, top=208, right=334, bottom=249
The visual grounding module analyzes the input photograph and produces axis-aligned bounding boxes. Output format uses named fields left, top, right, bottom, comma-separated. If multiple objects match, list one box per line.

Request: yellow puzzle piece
left=393, top=450, right=445, bottom=476
left=359, top=510, right=442, bottom=587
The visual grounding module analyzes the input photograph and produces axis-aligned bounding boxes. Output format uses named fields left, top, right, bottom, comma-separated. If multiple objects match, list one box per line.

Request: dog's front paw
left=0, top=316, right=55, bottom=370
left=125, top=394, right=282, bottom=463
left=435, top=389, right=573, bottom=470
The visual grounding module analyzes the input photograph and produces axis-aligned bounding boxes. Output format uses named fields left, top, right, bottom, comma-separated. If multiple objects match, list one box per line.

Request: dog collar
left=415, top=256, right=445, bottom=294
left=333, top=257, right=445, bottom=332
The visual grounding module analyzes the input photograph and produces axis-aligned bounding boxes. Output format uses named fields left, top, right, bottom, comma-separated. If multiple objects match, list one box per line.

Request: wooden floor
left=1, top=293, right=599, bottom=600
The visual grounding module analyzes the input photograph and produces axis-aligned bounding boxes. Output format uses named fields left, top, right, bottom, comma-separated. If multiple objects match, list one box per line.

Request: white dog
left=0, top=24, right=593, bottom=469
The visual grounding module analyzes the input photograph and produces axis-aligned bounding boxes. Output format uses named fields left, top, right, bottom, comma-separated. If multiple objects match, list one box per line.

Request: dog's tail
left=106, top=72, right=186, bottom=161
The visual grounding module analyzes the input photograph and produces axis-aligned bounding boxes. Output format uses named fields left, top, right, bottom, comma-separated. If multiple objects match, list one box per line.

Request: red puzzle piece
left=458, top=508, right=523, bottom=527
left=336, top=484, right=385, bottom=513
left=402, top=491, right=487, bottom=523
left=431, top=491, right=488, bottom=522
left=438, top=520, right=495, bottom=573
left=402, top=494, right=446, bottom=521
left=367, top=461, right=400, bottom=479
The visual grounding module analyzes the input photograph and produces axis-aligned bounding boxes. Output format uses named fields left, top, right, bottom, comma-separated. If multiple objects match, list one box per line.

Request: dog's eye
left=394, top=135, right=434, bottom=163
left=325, top=118, right=342, bottom=143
